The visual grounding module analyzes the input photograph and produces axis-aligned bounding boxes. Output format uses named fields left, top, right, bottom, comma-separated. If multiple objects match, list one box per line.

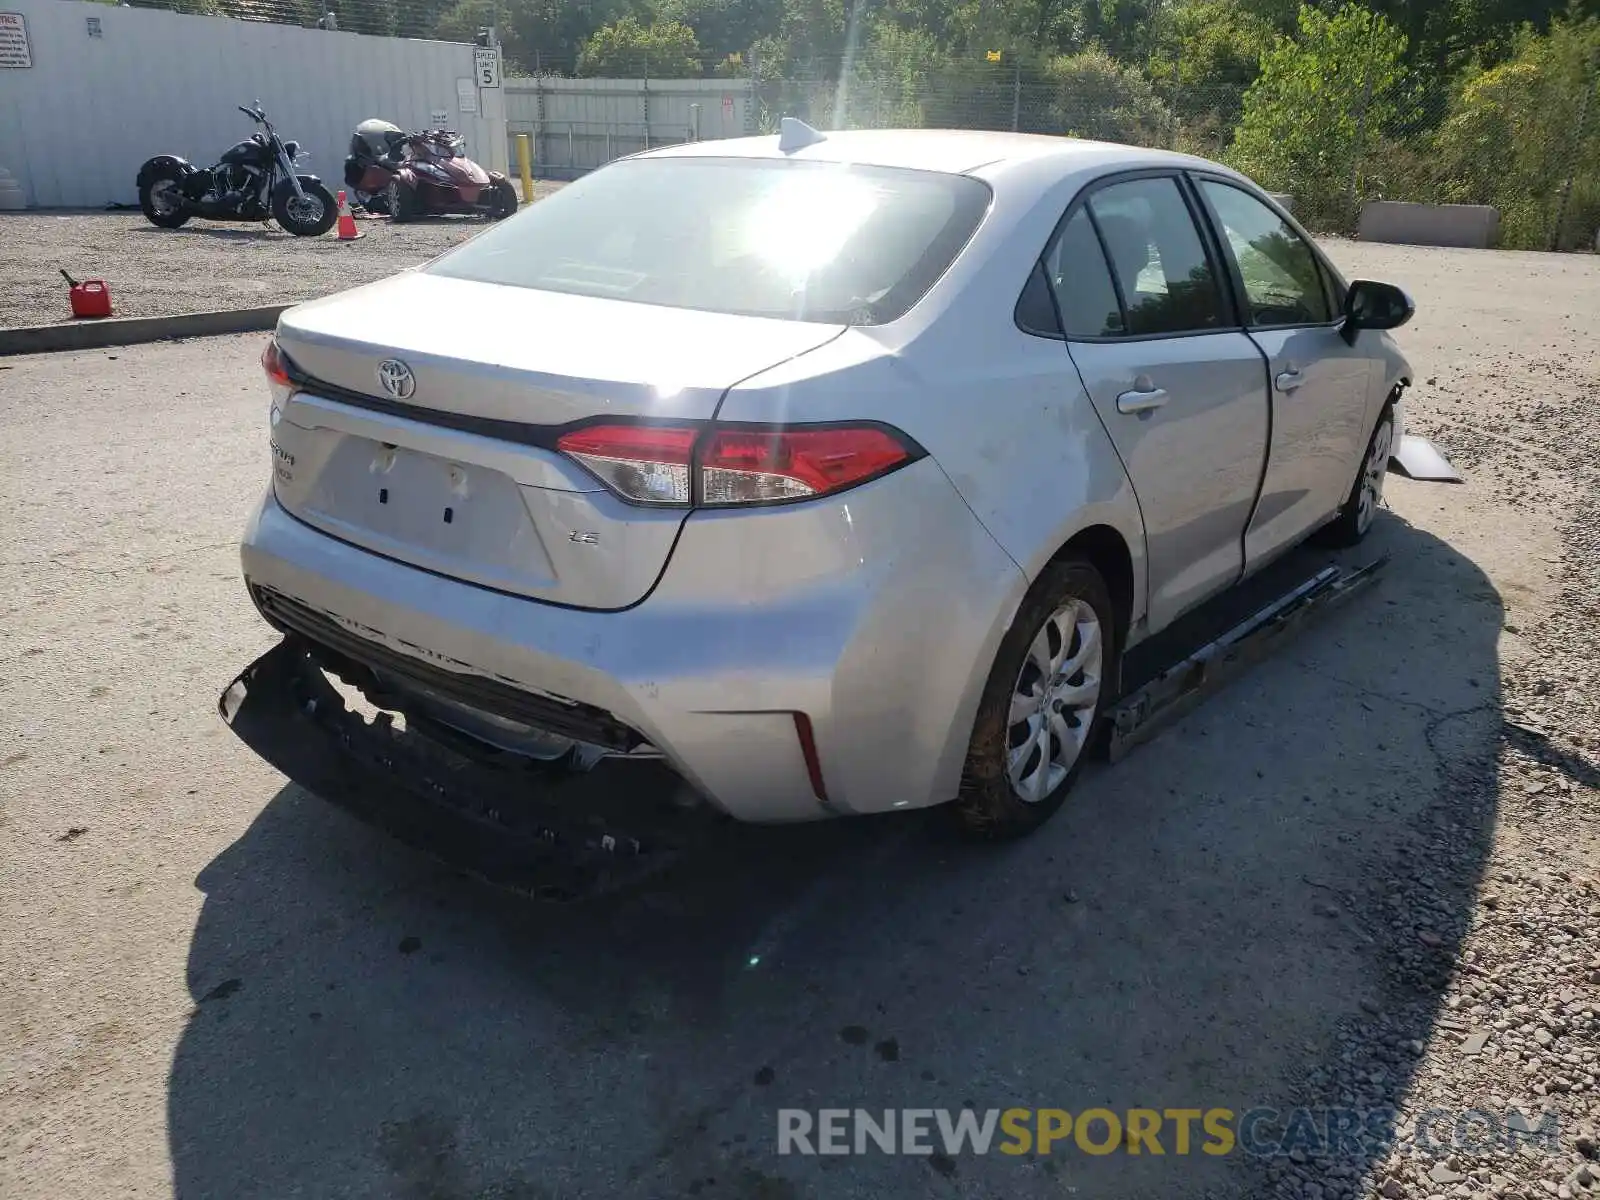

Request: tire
left=951, top=557, right=1120, bottom=839
left=386, top=177, right=419, bottom=224
left=486, top=178, right=518, bottom=219
left=271, top=181, right=337, bottom=237
left=1316, top=402, right=1395, bottom=548
left=138, top=167, right=191, bottom=229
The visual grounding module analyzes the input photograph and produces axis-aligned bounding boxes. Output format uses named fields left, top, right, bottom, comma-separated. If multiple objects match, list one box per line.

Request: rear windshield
left=425, top=157, right=991, bottom=325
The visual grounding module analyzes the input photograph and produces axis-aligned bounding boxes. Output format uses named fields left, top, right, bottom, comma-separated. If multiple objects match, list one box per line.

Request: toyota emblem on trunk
left=377, top=359, right=416, bottom=399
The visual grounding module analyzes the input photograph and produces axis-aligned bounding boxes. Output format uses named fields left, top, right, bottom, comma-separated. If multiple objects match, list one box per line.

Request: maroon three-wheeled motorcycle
left=344, top=126, right=517, bottom=221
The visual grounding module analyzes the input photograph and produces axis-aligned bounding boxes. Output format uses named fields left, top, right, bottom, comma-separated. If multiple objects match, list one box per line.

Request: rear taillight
left=555, top=425, right=697, bottom=505
left=262, top=338, right=294, bottom=414
left=261, top=339, right=291, bottom=387
left=700, top=426, right=913, bottom=504
left=555, top=423, right=918, bottom=507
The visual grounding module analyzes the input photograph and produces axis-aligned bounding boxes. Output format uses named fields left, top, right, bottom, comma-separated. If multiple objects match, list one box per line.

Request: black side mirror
left=1341, top=278, right=1414, bottom=344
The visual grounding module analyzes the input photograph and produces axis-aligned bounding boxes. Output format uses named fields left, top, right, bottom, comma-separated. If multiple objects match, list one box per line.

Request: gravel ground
left=0, top=182, right=564, bottom=329
left=1, top=241, right=1598, bottom=1200
left=1266, top=240, right=1600, bottom=1200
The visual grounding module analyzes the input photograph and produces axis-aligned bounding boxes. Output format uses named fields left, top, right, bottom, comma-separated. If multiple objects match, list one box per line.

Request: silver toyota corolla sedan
left=235, top=122, right=1452, bottom=841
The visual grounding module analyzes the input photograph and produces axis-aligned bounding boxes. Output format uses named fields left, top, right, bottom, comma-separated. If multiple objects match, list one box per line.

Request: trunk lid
left=270, top=272, right=845, bottom=610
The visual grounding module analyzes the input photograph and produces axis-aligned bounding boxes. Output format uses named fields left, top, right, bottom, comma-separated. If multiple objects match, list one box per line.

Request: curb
left=0, top=303, right=291, bottom=357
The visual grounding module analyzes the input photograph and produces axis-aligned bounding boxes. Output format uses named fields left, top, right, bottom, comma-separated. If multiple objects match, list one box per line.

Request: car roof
left=639, top=127, right=1217, bottom=179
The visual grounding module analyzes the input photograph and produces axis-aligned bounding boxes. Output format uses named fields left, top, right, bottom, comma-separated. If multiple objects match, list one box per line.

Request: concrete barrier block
left=1357, top=201, right=1500, bottom=249
left=1267, top=192, right=1294, bottom=214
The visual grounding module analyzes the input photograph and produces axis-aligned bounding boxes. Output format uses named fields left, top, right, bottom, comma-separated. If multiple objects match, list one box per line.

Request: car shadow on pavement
left=167, top=508, right=1506, bottom=1200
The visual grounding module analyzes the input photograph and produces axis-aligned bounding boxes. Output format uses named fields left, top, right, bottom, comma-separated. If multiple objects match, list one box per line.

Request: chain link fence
left=87, top=1, right=1600, bottom=251
left=749, top=52, right=1600, bottom=252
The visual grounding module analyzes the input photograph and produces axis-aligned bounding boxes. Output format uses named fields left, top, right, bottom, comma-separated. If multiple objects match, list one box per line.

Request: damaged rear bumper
left=218, top=636, right=729, bottom=899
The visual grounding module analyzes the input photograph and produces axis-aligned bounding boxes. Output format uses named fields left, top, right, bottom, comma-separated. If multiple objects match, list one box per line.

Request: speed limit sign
left=474, top=47, right=501, bottom=88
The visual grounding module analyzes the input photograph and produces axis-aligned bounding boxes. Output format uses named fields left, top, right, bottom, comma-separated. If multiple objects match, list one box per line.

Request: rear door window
left=1084, top=177, right=1229, bottom=337
left=1042, top=209, right=1124, bottom=338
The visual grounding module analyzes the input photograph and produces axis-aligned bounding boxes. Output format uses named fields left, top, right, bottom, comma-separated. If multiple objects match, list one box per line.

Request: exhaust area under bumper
left=217, top=636, right=730, bottom=901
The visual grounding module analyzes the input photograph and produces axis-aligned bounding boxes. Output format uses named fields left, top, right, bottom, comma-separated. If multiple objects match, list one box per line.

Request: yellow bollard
left=515, top=133, right=534, bottom=205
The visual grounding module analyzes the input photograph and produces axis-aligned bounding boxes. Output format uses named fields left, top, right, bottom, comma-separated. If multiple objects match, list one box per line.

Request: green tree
left=576, top=16, right=703, bottom=75
left=738, top=0, right=849, bottom=128
left=1433, top=17, right=1600, bottom=248
left=655, top=0, right=780, bottom=59
left=1038, top=46, right=1175, bottom=144
left=772, top=0, right=850, bottom=72
left=1147, top=0, right=1277, bottom=128
left=1078, top=0, right=1164, bottom=63
left=946, top=0, right=1083, bottom=58
left=1228, top=3, right=1408, bottom=229
left=874, top=0, right=965, bottom=49
left=434, top=0, right=627, bottom=72
left=1224, top=0, right=1301, bottom=32
left=831, top=24, right=949, bottom=126
left=1369, top=0, right=1598, bottom=77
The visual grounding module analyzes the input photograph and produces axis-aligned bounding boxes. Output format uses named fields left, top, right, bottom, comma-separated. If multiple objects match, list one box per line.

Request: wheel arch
left=1372, top=337, right=1412, bottom=434
left=981, top=519, right=1140, bottom=711
left=947, top=527, right=1133, bottom=837
left=1046, top=524, right=1136, bottom=669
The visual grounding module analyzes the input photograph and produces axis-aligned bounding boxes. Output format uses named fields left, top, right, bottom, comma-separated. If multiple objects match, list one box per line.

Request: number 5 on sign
left=474, top=47, right=501, bottom=88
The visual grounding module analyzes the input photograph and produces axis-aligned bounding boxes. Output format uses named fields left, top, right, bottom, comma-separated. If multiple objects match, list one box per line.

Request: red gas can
left=69, top=279, right=113, bottom=319
left=61, top=271, right=113, bottom=319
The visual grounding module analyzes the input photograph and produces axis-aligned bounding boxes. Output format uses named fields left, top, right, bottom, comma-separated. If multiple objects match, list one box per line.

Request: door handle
left=1116, top=387, right=1169, bottom=414
left=1275, top=369, right=1305, bottom=393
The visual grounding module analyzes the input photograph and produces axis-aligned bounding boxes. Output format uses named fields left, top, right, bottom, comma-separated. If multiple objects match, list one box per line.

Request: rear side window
left=425, top=157, right=991, bottom=325
left=1085, top=177, right=1228, bottom=336
left=1043, top=209, right=1123, bottom=338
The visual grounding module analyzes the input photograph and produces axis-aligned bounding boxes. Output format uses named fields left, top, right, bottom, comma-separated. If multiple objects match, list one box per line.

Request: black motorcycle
left=136, top=102, right=337, bottom=237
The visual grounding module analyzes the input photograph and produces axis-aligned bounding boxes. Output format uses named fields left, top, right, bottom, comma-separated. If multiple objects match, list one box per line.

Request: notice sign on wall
left=0, top=12, right=31, bottom=69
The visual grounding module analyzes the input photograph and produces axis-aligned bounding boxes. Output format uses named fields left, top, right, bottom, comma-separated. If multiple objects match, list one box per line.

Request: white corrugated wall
left=504, top=76, right=755, bottom=178
left=0, top=0, right=507, bottom=208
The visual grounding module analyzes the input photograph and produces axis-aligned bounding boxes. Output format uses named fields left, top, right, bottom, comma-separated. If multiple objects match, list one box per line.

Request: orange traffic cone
left=335, top=190, right=362, bottom=241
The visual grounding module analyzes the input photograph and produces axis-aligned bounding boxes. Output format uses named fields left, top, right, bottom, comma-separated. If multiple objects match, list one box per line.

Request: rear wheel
left=951, top=558, right=1118, bottom=839
left=386, top=178, right=419, bottom=224
left=486, top=178, right=518, bottom=219
left=139, top=167, right=191, bottom=229
left=271, top=181, right=337, bottom=237
left=1317, top=403, right=1395, bottom=547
